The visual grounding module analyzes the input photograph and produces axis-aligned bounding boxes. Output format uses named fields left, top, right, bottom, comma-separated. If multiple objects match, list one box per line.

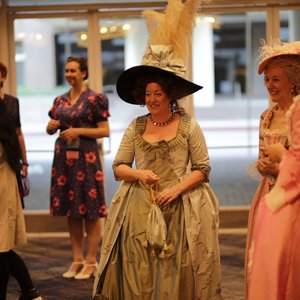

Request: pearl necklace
left=148, top=113, right=175, bottom=127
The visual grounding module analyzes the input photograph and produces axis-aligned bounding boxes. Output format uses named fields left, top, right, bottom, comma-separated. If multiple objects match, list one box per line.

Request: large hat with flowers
left=258, top=39, right=300, bottom=74
left=116, top=0, right=205, bottom=105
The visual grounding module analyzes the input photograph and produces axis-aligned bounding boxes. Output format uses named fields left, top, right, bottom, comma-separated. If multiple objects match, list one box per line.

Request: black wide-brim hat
left=116, top=65, right=203, bottom=105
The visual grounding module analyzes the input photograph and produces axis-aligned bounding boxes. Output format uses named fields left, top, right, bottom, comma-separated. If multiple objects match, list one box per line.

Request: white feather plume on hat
left=142, top=0, right=208, bottom=66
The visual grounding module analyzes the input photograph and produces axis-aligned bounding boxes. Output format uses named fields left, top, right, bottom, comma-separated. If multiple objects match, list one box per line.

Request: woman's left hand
left=156, top=186, right=181, bottom=208
left=263, top=143, right=286, bottom=163
left=59, top=128, right=80, bottom=141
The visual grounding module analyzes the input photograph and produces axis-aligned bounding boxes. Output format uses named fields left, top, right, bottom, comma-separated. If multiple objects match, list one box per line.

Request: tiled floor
left=7, top=230, right=246, bottom=300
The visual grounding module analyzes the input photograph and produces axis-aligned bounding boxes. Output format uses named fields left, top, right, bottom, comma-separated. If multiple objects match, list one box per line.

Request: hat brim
left=116, top=65, right=202, bottom=104
left=258, top=53, right=298, bottom=74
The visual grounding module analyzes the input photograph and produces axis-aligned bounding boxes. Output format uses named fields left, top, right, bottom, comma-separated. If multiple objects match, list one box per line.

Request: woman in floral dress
left=245, top=40, right=300, bottom=298
left=46, top=56, right=110, bottom=280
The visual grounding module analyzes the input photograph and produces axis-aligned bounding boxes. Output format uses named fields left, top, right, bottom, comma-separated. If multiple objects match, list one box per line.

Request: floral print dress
left=48, top=88, right=109, bottom=220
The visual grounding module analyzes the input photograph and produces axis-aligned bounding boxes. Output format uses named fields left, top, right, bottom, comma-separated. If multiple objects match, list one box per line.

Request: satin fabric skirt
left=249, top=198, right=300, bottom=300
left=244, top=177, right=269, bottom=295
left=96, top=184, right=194, bottom=300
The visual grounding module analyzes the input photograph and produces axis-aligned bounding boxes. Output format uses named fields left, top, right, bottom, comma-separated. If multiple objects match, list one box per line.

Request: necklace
left=148, top=113, right=175, bottom=127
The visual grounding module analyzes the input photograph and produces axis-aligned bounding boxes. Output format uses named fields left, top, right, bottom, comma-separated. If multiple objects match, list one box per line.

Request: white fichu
left=142, top=0, right=208, bottom=66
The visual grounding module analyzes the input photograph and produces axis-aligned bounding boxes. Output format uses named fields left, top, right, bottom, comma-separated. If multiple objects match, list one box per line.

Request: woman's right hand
left=137, top=169, right=159, bottom=186
left=257, top=157, right=279, bottom=177
left=47, top=119, right=60, bottom=134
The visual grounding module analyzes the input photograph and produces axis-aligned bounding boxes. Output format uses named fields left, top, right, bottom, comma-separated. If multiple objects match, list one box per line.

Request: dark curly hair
left=66, top=56, right=89, bottom=80
left=0, top=62, right=8, bottom=78
left=132, top=75, right=184, bottom=113
left=0, top=62, right=8, bottom=88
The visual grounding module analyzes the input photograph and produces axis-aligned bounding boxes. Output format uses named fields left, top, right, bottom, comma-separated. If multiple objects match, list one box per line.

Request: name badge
left=66, top=137, right=80, bottom=160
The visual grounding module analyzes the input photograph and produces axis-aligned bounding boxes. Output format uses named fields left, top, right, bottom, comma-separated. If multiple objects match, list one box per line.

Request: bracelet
left=22, top=162, right=29, bottom=166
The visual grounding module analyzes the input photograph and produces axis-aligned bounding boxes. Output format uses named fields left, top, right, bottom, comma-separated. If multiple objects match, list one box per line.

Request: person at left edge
left=0, top=101, right=42, bottom=300
left=46, top=56, right=110, bottom=280
left=0, top=62, right=29, bottom=202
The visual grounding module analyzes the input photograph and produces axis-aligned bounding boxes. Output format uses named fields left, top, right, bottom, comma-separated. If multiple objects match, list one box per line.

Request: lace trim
left=261, top=104, right=277, bottom=129
left=135, top=113, right=191, bottom=152
left=260, top=104, right=289, bottom=137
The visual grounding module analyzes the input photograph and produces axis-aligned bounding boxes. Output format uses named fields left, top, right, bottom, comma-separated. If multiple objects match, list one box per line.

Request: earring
left=170, top=100, right=178, bottom=113
left=291, top=87, right=295, bottom=95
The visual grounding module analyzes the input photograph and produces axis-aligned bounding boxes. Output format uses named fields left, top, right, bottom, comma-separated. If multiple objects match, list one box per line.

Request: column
left=124, top=19, right=148, bottom=68
left=193, top=19, right=215, bottom=107
left=289, top=11, right=300, bottom=41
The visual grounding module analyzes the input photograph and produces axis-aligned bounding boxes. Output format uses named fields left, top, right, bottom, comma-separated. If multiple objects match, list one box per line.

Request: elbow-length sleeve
left=48, top=96, right=60, bottom=120
left=112, top=119, right=136, bottom=179
left=188, top=118, right=211, bottom=180
left=93, top=93, right=110, bottom=122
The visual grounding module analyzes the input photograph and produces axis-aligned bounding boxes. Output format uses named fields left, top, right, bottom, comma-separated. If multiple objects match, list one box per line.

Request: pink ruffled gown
left=249, top=96, right=300, bottom=300
left=245, top=105, right=289, bottom=297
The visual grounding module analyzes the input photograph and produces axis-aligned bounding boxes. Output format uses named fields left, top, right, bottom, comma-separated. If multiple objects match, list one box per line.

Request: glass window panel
left=15, top=11, right=271, bottom=209
left=193, top=11, right=267, bottom=205
left=14, top=17, right=87, bottom=210
left=280, top=9, right=300, bottom=42
left=195, top=11, right=267, bottom=147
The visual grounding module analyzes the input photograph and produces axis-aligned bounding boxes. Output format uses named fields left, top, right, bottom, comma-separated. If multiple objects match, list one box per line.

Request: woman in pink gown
left=249, top=94, right=300, bottom=300
left=245, top=40, right=300, bottom=298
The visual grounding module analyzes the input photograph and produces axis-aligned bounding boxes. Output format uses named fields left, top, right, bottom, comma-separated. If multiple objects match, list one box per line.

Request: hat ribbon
left=141, top=45, right=186, bottom=77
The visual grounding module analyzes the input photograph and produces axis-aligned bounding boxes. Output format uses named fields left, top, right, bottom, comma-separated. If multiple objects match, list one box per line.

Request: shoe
left=18, top=288, right=43, bottom=300
left=74, top=262, right=98, bottom=280
left=62, top=261, right=85, bottom=278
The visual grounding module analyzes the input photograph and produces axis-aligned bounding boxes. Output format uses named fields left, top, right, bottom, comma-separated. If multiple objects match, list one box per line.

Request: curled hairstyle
left=133, top=76, right=184, bottom=113
left=266, top=55, right=300, bottom=95
left=0, top=62, right=8, bottom=88
left=0, top=101, right=21, bottom=175
left=0, top=62, right=8, bottom=78
left=66, top=56, right=89, bottom=80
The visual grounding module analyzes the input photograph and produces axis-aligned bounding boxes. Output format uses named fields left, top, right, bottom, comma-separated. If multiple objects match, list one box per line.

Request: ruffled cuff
left=112, top=161, right=133, bottom=181
left=190, top=164, right=210, bottom=182
left=246, top=161, right=263, bottom=181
